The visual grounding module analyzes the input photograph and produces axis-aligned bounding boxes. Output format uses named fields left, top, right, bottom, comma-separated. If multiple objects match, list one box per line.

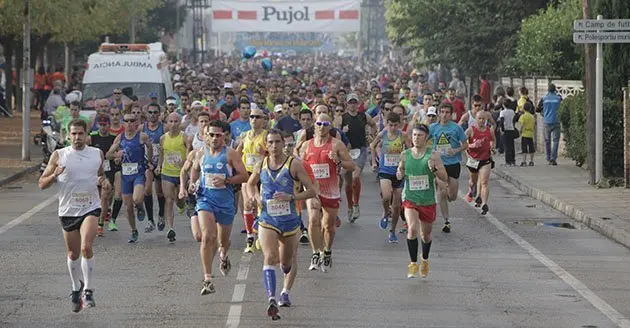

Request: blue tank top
left=121, top=132, right=146, bottom=173
left=258, top=157, right=299, bottom=221
left=198, top=147, right=235, bottom=211
left=144, top=122, right=164, bottom=165
left=378, top=130, right=404, bottom=175
left=91, top=120, right=99, bottom=132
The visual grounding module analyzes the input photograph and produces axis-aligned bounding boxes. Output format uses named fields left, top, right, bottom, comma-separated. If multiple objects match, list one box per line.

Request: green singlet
left=402, top=148, right=436, bottom=206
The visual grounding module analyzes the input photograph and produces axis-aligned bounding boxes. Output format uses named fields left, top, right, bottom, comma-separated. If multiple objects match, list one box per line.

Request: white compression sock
left=81, top=257, right=94, bottom=290
left=67, top=257, right=82, bottom=291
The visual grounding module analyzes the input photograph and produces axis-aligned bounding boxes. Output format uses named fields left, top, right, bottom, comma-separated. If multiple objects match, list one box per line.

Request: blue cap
left=149, top=92, right=158, bottom=98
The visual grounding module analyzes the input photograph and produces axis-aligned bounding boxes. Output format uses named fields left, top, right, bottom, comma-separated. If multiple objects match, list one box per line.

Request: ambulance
left=81, top=42, right=172, bottom=112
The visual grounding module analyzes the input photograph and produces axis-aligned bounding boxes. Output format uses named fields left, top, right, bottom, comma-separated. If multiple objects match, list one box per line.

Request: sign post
left=573, top=16, right=630, bottom=183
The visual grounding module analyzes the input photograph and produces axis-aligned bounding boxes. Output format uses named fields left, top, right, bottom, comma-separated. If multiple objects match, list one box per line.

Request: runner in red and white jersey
left=300, top=113, right=355, bottom=273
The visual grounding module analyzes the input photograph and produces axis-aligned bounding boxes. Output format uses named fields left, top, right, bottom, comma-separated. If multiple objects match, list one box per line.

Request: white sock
left=281, top=288, right=289, bottom=295
left=81, top=257, right=94, bottom=290
left=67, top=257, right=82, bottom=291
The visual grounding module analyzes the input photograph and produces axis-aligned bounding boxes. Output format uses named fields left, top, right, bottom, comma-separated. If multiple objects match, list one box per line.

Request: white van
left=81, top=42, right=172, bottom=112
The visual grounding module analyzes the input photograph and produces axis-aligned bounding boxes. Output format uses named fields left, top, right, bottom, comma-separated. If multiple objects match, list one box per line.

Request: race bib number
left=384, top=154, right=401, bottom=167
left=267, top=199, right=291, bottom=216
left=122, top=163, right=139, bottom=175
left=152, top=144, right=161, bottom=157
left=166, top=153, right=182, bottom=166
left=246, top=154, right=262, bottom=167
left=409, top=175, right=430, bottom=191
left=102, top=160, right=111, bottom=172
left=204, top=173, right=226, bottom=189
left=349, top=149, right=361, bottom=160
left=310, top=164, right=330, bottom=179
left=71, top=192, right=92, bottom=208
left=437, top=144, right=451, bottom=156
left=466, top=157, right=480, bottom=169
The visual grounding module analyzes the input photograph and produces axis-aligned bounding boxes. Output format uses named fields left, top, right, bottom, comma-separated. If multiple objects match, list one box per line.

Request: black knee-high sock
left=144, top=195, right=154, bottom=222
left=421, top=240, right=432, bottom=260
left=157, top=196, right=165, bottom=217
left=111, top=199, right=123, bottom=222
left=407, top=238, right=418, bottom=263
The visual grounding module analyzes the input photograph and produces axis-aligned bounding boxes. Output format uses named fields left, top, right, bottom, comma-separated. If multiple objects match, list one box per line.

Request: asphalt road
left=1, top=169, right=630, bottom=328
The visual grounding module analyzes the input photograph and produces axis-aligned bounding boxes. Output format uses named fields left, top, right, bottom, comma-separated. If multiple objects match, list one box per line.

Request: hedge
left=558, top=93, right=624, bottom=177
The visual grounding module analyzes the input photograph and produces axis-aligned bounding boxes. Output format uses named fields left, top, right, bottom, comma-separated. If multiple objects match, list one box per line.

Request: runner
left=235, top=108, right=269, bottom=253
left=87, top=114, right=116, bottom=237
left=156, top=112, right=191, bottom=242
left=106, top=111, right=154, bottom=243
left=464, top=111, right=495, bottom=215
left=341, top=93, right=376, bottom=222
left=369, top=112, right=410, bottom=243
left=39, top=119, right=109, bottom=312
left=140, top=103, right=166, bottom=232
left=429, top=102, right=468, bottom=233
left=301, top=113, right=356, bottom=272
left=246, top=129, right=317, bottom=319
left=396, top=124, right=448, bottom=278
left=180, top=111, right=211, bottom=242
left=189, top=120, right=248, bottom=294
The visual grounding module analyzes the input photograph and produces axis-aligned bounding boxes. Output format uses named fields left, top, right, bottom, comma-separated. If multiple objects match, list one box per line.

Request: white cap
left=173, top=74, right=181, bottom=81
left=274, top=104, right=283, bottom=112
left=427, top=106, right=437, bottom=116
left=191, top=100, right=203, bottom=107
left=166, top=99, right=177, bottom=105
left=224, top=82, right=233, bottom=89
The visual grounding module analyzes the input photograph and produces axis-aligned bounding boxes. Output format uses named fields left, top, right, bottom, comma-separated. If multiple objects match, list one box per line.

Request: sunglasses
left=285, top=142, right=296, bottom=147
left=123, top=119, right=136, bottom=123
left=250, top=115, right=264, bottom=119
left=289, top=103, right=299, bottom=107
left=207, top=132, right=224, bottom=138
left=315, top=121, right=331, bottom=127
left=148, top=111, right=159, bottom=114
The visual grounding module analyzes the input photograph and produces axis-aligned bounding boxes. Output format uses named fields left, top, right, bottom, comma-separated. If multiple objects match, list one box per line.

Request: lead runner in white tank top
left=57, top=146, right=103, bottom=217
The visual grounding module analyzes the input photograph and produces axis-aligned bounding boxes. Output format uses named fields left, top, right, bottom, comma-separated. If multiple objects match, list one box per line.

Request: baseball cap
left=191, top=100, right=203, bottom=107
left=224, top=82, right=233, bottom=89
left=96, top=114, right=110, bottom=124
left=427, top=106, right=437, bottom=116
left=166, top=99, right=177, bottom=106
left=346, top=93, right=360, bottom=102
left=274, top=104, right=283, bottom=113
left=149, top=92, right=158, bottom=99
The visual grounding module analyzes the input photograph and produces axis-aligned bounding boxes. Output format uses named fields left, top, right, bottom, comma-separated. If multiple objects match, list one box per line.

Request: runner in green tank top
left=396, top=124, right=448, bottom=279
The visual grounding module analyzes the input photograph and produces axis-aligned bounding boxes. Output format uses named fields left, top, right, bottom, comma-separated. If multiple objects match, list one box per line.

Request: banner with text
left=211, top=0, right=360, bottom=32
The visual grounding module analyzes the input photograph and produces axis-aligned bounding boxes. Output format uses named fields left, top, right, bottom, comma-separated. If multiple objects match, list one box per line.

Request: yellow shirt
left=161, top=132, right=187, bottom=177
left=241, top=130, right=268, bottom=172
left=518, top=112, right=535, bottom=139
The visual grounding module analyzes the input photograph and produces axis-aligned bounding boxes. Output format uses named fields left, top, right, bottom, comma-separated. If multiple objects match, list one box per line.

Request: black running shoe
left=83, top=289, right=96, bottom=308
left=442, top=221, right=451, bottom=233
left=481, top=204, right=489, bottom=215
left=267, top=299, right=281, bottom=320
left=70, top=280, right=84, bottom=313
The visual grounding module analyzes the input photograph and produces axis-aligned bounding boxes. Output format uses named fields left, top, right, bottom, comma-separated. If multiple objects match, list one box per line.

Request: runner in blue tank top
left=246, top=129, right=317, bottom=320
left=369, top=112, right=411, bottom=242
left=106, top=111, right=154, bottom=243
left=188, top=120, right=249, bottom=296
left=140, top=103, right=166, bottom=234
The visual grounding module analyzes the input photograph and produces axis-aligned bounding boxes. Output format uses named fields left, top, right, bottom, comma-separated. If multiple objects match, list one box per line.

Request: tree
left=596, top=0, right=630, bottom=99
left=505, top=0, right=583, bottom=79
left=385, top=0, right=551, bottom=77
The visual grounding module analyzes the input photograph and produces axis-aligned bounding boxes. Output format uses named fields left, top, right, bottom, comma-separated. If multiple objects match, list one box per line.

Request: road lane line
left=226, top=253, right=252, bottom=328
left=459, top=191, right=630, bottom=328
left=0, top=193, right=58, bottom=235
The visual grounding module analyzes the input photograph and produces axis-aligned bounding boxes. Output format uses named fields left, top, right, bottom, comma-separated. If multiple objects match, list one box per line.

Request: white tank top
left=56, top=146, right=103, bottom=217
left=467, top=110, right=476, bottom=127
left=192, top=132, right=205, bottom=150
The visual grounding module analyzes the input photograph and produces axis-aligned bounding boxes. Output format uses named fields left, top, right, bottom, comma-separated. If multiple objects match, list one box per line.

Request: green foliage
left=385, top=0, right=550, bottom=76
left=558, top=93, right=624, bottom=177
left=596, top=0, right=630, bottom=99
left=508, top=0, right=582, bottom=79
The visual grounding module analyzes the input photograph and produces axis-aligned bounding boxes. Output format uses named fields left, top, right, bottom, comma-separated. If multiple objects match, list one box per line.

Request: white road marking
left=459, top=191, right=630, bottom=328
left=0, top=193, right=58, bottom=235
left=226, top=253, right=252, bottom=328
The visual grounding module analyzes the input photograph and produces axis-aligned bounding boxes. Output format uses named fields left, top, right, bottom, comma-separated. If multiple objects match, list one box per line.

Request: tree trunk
left=2, top=37, right=15, bottom=113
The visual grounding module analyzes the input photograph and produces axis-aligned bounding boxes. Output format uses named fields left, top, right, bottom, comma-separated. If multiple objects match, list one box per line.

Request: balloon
left=242, top=46, right=256, bottom=59
left=261, top=58, right=273, bottom=72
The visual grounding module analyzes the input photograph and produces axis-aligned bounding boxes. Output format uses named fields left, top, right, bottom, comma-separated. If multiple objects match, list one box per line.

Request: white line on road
left=0, top=193, right=58, bottom=235
left=459, top=191, right=630, bottom=328
left=226, top=253, right=252, bottom=328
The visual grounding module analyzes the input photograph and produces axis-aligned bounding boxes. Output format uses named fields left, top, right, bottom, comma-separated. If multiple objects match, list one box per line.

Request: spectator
left=537, top=83, right=562, bottom=166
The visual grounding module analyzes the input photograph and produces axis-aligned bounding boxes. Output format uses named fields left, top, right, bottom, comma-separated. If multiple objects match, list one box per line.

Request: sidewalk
left=0, top=112, right=43, bottom=186
left=492, top=153, right=630, bottom=248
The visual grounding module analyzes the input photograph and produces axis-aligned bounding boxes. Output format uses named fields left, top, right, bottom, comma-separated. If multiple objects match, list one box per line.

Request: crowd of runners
left=38, top=55, right=499, bottom=319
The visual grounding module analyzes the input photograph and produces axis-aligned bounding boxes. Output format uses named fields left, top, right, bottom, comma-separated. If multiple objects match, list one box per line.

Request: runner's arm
left=227, top=149, right=249, bottom=185
left=396, top=150, right=406, bottom=180
left=39, top=150, right=60, bottom=190
left=293, top=130, right=307, bottom=158
left=189, top=151, right=202, bottom=189
left=157, top=135, right=166, bottom=174
left=105, top=134, right=122, bottom=160
left=141, top=133, right=153, bottom=166
left=290, top=159, right=316, bottom=201
left=458, top=112, right=469, bottom=126
left=334, top=140, right=356, bottom=172
left=246, top=162, right=263, bottom=206
left=429, top=152, right=448, bottom=182
left=179, top=150, right=196, bottom=191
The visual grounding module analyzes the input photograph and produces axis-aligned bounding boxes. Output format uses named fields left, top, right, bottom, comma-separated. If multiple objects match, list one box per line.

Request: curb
left=492, top=167, right=630, bottom=249
left=0, top=163, right=41, bottom=188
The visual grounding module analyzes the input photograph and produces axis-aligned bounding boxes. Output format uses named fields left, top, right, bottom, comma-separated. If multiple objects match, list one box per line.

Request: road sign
left=573, top=32, right=630, bottom=43
left=574, top=19, right=630, bottom=31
